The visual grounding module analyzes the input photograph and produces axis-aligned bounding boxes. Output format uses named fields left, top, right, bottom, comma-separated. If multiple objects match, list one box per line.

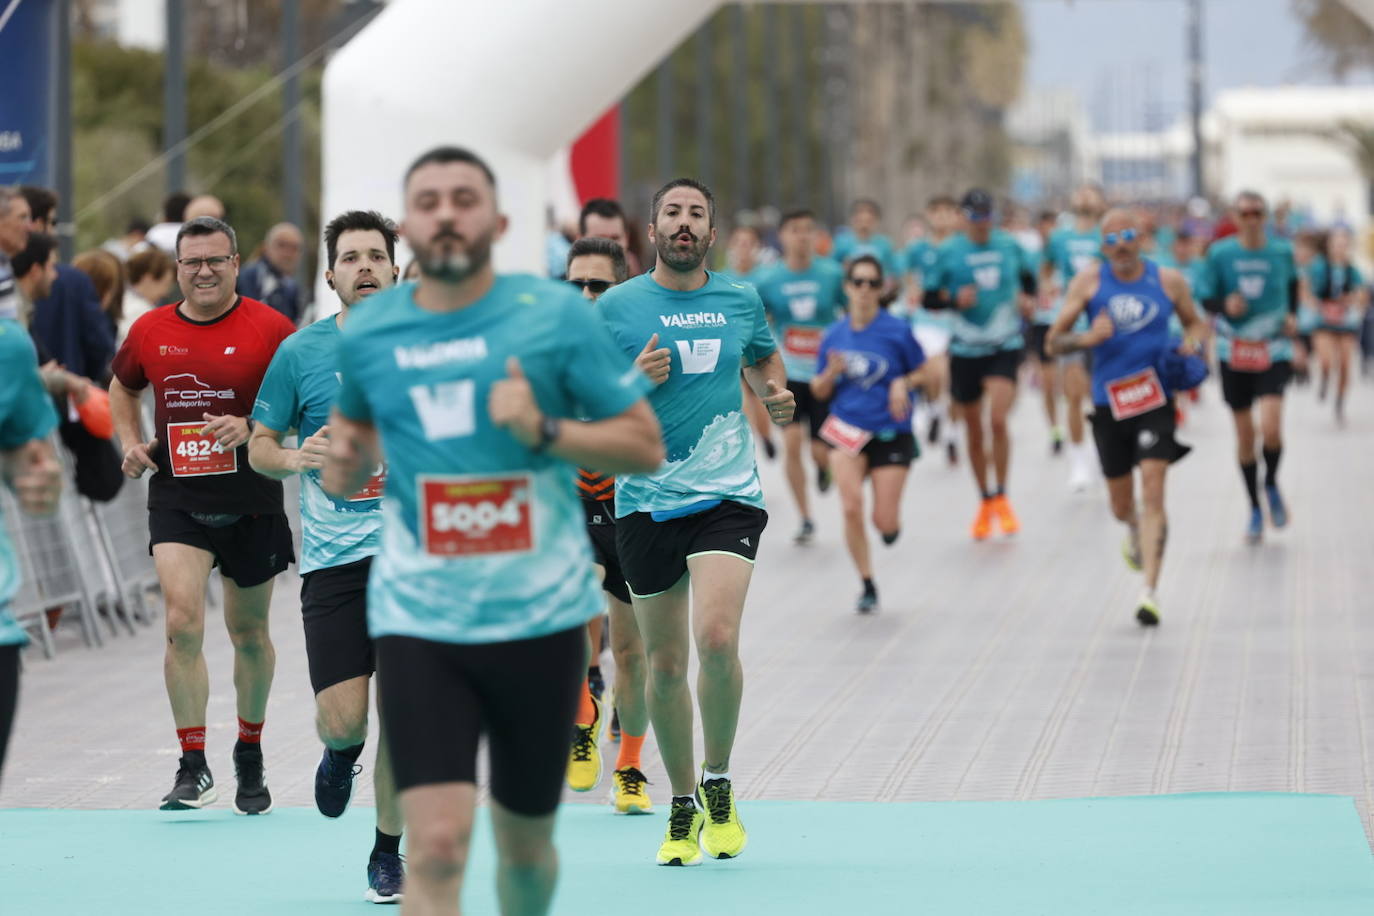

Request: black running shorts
left=860, top=431, right=917, bottom=470
left=583, top=502, right=630, bottom=605
left=300, top=557, right=375, bottom=695
left=950, top=349, right=1021, bottom=404
left=376, top=626, right=586, bottom=815
left=1219, top=360, right=1292, bottom=411
left=148, top=509, right=294, bottom=588
left=615, top=500, right=768, bottom=599
left=1027, top=324, right=1051, bottom=362
left=786, top=379, right=830, bottom=442
left=1090, top=402, right=1189, bottom=480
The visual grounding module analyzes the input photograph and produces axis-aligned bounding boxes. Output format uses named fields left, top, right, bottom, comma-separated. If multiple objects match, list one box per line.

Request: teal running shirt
left=1196, top=236, right=1297, bottom=365
left=925, top=231, right=1029, bottom=357
left=752, top=257, right=846, bottom=382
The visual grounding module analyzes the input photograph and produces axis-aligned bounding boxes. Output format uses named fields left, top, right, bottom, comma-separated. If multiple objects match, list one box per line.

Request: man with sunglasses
left=1049, top=210, right=1207, bottom=626
left=109, top=216, right=297, bottom=814
left=924, top=188, right=1037, bottom=541
left=751, top=209, right=847, bottom=545
left=561, top=237, right=655, bottom=816
left=1195, top=191, right=1298, bottom=544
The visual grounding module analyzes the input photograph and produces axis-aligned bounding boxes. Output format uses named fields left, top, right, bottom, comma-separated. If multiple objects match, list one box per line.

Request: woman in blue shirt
left=812, top=256, right=926, bottom=613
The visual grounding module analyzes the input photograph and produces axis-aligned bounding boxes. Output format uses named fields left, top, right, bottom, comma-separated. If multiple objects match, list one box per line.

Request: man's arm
left=108, top=377, right=159, bottom=478
left=1161, top=267, right=1209, bottom=349
left=1046, top=265, right=1102, bottom=356
left=248, top=423, right=331, bottom=480
left=1, top=438, right=62, bottom=517
left=741, top=350, right=796, bottom=428
left=321, top=411, right=380, bottom=498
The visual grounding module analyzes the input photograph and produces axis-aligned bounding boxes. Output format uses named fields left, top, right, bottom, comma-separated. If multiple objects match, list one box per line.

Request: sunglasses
left=1237, top=209, right=1265, bottom=219
left=567, top=278, right=613, bottom=295
left=1103, top=228, right=1138, bottom=246
left=847, top=277, right=882, bottom=289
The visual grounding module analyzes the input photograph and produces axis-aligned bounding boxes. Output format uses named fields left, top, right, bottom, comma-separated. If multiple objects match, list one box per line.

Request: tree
left=1292, top=0, right=1374, bottom=78
left=1326, top=120, right=1374, bottom=215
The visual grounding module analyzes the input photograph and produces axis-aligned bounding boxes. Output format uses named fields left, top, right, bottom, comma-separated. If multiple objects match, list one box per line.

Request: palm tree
left=1327, top=121, right=1374, bottom=216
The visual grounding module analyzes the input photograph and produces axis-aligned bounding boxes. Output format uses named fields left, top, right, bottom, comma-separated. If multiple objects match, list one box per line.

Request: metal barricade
left=89, top=473, right=160, bottom=628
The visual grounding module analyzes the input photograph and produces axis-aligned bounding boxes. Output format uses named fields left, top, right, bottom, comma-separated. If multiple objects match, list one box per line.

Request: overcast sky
left=1023, top=0, right=1368, bottom=129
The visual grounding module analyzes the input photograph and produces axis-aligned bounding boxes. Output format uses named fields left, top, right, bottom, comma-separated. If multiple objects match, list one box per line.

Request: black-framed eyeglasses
left=177, top=255, right=234, bottom=273
left=567, top=278, right=613, bottom=295
left=847, top=277, right=882, bottom=289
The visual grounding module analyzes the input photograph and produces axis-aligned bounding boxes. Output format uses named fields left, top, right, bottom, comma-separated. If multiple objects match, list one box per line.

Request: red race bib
left=1105, top=368, right=1167, bottom=421
left=1229, top=338, right=1271, bottom=373
left=818, top=414, right=873, bottom=456
left=783, top=326, right=823, bottom=358
left=166, top=421, right=238, bottom=477
left=419, top=474, right=534, bottom=557
left=1321, top=302, right=1347, bottom=326
left=348, top=464, right=387, bottom=502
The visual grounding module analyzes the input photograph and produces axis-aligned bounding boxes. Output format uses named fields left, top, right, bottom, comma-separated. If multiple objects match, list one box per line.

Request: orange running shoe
left=991, top=494, right=1020, bottom=535
left=970, top=498, right=994, bottom=541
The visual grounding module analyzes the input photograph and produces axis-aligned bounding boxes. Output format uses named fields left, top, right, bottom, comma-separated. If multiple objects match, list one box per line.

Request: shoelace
left=570, top=726, right=596, bottom=763
left=370, top=852, right=405, bottom=887
left=667, top=801, right=698, bottom=840
left=327, top=759, right=363, bottom=788
left=700, top=780, right=732, bottom=824
left=617, top=767, right=649, bottom=796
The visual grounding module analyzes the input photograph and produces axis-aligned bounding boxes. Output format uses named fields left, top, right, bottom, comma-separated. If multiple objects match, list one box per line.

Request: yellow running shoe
left=566, top=695, right=602, bottom=792
left=1136, top=594, right=1161, bottom=627
left=656, top=798, right=704, bottom=866
left=696, top=774, right=747, bottom=859
left=1121, top=533, right=1142, bottom=572
left=610, top=766, right=653, bottom=815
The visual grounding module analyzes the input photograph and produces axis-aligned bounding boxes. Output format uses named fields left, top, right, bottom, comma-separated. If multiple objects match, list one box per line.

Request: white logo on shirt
left=1107, top=294, right=1160, bottom=334
left=677, top=339, right=722, bottom=375
left=162, top=373, right=235, bottom=408
left=394, top=337, right=488, bottom=370
left=409, top=380, right=476, bottom=441
left=223, top=346, right=236, bottom=355
left=660, top=312, right=727, bottom=330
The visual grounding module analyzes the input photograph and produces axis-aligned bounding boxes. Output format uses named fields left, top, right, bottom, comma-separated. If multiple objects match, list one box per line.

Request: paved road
left=4, top=375, right=1372, bottom=846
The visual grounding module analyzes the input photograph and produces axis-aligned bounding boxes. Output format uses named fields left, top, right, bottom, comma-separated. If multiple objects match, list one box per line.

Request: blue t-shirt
left=0, top=320, right=61, bottom=647
left=1196, top=236, right=1296, bottom=364
left=1039, top=227, right=1101, bottom=326
left=752, top=257, right=846, bottom=382
left=597, top=271, right=776, bottom=517
left=815, top=311, right=926, bottom=436
left=335, top=275, right=646, bottom=645
left=925, top=231, right=1028, bottom=357
left=253, top=316, right=382, bottom=575
left=832, top=230, right=902, bottom=279
left=1085, top=260, right=1175, bottom=407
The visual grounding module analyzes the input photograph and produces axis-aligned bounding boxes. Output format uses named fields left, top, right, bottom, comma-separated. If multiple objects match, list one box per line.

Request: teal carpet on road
left=3, top=794, right=1373, bottom=915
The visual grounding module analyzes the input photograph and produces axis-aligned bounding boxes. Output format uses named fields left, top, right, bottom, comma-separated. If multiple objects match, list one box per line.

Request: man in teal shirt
left=832, top=198, right=902, bottom=299
left=597, top=177, right=794, bottom=868
left=0, top=317, right=63, bottom=780
left=904, top=195, right=961, bottom=464
left=751, top=208, right=845, bottom=544
left=924, top=188, right=1036, bottom=541
left=321, top=146, right=663, bottom=915
left=249, top=210, right=404, bottom=902
left=1196, top=190, right=1298, bottom=543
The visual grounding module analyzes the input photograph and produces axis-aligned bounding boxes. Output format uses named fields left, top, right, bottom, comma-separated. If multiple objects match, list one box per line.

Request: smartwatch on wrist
left=532, top=415, right=561, bottom=454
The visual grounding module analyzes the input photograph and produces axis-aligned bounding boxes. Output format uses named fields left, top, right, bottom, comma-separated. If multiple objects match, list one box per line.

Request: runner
left=109, top=216, right=297, bottom=814
left=0, top=306, right=64, bottom=781
left=1195, top=191, right=1298, bottom=544
left=597, top=177, right=795, bottom=866
left=904, top=195, right=961, bottom=464
left=320, top=146, right=661, bottom=915
left=750, top=209, right=846, bottom=544
left=810, top=255, right=926, bottom=613
left=561, top=236, right=654, bottom=815
left=1035, top=185, right=1105, bottom=489
left=1308, top=227, right=1368, bottom=424
left=923, top=189, right=1036, bottom=540
left=1048, top=209, right=1208, bottom=625
left=248, top=210, right=404, bottom=903
left=1292, top=230, right=1322, bottom=387
left=832, top=199, right=902, bottom=300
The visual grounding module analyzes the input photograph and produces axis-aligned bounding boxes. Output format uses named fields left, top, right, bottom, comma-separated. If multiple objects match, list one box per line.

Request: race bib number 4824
left=167, top=421, right=237, bottom=477
left=419, top=473, right=534, bottom=557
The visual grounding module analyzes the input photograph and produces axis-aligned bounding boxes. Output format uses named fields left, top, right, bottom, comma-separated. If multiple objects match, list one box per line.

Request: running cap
left=960, top=189, right=994, bottom=221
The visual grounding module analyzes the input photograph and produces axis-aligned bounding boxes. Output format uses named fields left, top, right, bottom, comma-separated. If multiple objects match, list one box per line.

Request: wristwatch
left=532, top=415, right=561, bottom=454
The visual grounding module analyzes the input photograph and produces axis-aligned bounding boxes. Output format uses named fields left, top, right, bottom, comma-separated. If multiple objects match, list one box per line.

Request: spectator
left=102, top=216, right=151, bottom=262
left=119, top=247, right=174, bottom=345
left=0, top=185, right=31, bottom=321
left=185, top=193, right=226, bottom=222
left=19, top=186, right=116, bottom=385
left=10, top=232, right=58, bottom=326
left=236, top=221, right=304, bottom=323
left=72, top=249, right=126, bottom=342
left=145, top=190, right=191, bottom=253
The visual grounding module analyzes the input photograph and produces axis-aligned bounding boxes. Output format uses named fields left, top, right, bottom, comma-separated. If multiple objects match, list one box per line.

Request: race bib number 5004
left=419, top=473, right=534, bottom=557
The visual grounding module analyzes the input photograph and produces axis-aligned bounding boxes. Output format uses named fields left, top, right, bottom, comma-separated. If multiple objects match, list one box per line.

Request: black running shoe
left=233, top=743, right=273, bottom=815
left=947, top=441, right=958, bottom=466
left=857, top=591, right=878, bottom=614
left=366, top=850, right=405, bottom=904
left=927, top=415, right=941, bottom=446
left=816, top=467, right=832, bottom=493
left=761, top=438, right=777, bottom=461
left=160, top=754, right=216, bottom=811
left=315, top=747, right=362, bottom=818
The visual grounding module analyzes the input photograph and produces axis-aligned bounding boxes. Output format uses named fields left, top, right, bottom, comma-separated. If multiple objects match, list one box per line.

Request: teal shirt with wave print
left=752, top=257, right=846, bottom=382
left=1196, top=236, right=1297, bottom=364
left=597, top=271, right=776, bottom=517
left=335, top=276, right=646, bottom=645
left=253, top=316, right=382, bottom=574
left=925, top=231, right=1028, bottom=357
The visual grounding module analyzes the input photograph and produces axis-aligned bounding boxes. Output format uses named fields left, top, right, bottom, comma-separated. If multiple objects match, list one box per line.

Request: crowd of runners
left=0, top=145, right=1369, bottom=914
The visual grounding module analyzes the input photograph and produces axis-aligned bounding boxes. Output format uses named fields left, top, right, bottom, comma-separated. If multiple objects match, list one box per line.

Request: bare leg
left=869, top=465, right=910, bottom=537
left=400, top=782, right=475, bottom=915
left=1062, top=361, right=1090, bottom=445
left=154, top=544, right=213, bottom=730
left=607, top=593, right=648, bottom=739
left=985, top=376, right=1017, bottom=491
left=781, top=422, right=810, bottom=522
left=1138, top=459, right=1169, bottom=592
left=687, top=553, right=754, bottom=775
left=832, top=449, right=871, bottom=579
left=962, top=398, right=989, bottom=494
left=632, top=577, right=694, bottom=795
left=221, top=575, right=276, bottom=724
left=490, top=800, right=561, bottom=916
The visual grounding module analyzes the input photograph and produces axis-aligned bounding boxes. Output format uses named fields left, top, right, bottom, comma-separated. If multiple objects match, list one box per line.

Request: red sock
left=616, top=732, right=645, bottom=771
left=574, top=680, right=597, bottom=727
left=177, top=726, right=206, bottom=754
left=237, top=717, right=264, bottom=744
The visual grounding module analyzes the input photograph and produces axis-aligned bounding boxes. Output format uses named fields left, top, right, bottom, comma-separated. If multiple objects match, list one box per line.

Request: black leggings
left=376, top=626, right=586, bottom=817
left=0, top=644, right=19, bottom=781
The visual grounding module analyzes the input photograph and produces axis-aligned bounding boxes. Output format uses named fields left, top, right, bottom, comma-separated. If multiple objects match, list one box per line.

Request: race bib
left=783, top=326, right=823, bottom=358
left=419, top=473, right=534, bottom=557
left=818, top=414, right=873, bottom=457
left=348, top=464, right=387, bottom=502
left=1321, top=302, right=1348, bottom=326
left=167, top=421, right=238, bottom=477
left=1105, top=368, right=1167, bottom=421
left=1230, top=338, right=1271, bottom=373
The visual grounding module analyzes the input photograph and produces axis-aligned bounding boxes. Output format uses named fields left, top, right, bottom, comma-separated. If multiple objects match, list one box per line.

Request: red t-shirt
left=112, top=297, right=296, bottom=514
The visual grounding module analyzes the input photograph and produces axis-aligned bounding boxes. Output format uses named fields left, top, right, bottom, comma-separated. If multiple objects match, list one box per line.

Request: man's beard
left=416, top=230, right=494, bottom=282
left=655, top=229, right=710, bottom=272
